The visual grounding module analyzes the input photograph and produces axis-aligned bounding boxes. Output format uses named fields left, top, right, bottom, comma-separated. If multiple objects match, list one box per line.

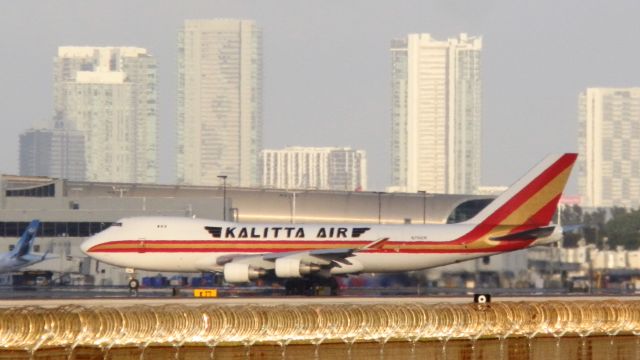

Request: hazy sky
left=1, top=1, right=639, bottom=192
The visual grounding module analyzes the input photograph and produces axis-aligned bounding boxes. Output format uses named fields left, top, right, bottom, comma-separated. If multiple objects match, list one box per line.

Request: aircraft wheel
left=129, top=278, right=140, bottom=292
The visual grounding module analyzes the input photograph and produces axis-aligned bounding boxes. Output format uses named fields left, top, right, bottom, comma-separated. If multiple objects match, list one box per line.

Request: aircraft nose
left=80, top=235, right=97, bottom=255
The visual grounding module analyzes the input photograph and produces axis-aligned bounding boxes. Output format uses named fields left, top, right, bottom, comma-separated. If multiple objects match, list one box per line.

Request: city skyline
left=2, top=1, right=640, bottom=193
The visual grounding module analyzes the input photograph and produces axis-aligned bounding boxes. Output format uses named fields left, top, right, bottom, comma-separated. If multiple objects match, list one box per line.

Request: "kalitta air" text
left=204, top=226, right=370, bottom=239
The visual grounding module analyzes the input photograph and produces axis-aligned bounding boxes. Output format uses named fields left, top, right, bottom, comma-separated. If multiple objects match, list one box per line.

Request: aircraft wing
left=212, top=238, right=390, bottom=273
left=262, top=237, right=389, bottom=263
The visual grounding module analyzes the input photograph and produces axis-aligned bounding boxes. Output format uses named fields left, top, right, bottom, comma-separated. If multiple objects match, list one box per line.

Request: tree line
left=559, top=205, right=640, bottom=250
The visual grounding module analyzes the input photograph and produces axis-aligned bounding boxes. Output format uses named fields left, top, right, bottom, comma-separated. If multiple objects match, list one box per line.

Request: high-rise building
left=261, top=147, right=367, bottom=191
left=391, top=33, right=482, bottom=194
left=177, top=19, right=263, bottom=187
left=54, top=46, right=158, bottom=183
left=19, top=119, right=85, bottom=181
left=578, top=88, right=640, bottom=208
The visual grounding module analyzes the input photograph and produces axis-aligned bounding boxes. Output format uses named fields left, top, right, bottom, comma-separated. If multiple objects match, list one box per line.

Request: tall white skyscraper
left=54, top=46, right=158, bottom=183
left=177, top=19, right=263, bottom=187
left=261, top=147, right=367, bottom=191
left=391, top=33, right=482, bottom=194
left=578, top=88, right=640, bottom=208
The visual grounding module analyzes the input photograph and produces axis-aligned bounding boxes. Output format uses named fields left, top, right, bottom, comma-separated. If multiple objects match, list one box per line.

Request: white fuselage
left=81, top=216, right=556, bottom=274
left=0, top=253, right=43, bottom=272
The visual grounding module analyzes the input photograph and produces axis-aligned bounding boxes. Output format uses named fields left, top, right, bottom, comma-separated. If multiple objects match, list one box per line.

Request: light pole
left=291, top=192, right=297, bottom=224
left=418, top=191, right=427, bottom=224
left=217, top=175, right=227, bottom=221
left=376, top=192, right=383, bottom=224
left=279, top=191, right=299, bottom=224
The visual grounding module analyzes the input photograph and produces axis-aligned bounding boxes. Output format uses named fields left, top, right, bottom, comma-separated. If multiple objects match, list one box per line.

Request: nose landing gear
left=126, top=268, right=139, bottom=294
left=128, top=278, right=140, bottom=292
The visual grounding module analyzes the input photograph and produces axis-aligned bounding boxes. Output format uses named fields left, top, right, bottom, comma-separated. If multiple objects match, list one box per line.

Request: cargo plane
left=81, top=153, right=577, bottom=293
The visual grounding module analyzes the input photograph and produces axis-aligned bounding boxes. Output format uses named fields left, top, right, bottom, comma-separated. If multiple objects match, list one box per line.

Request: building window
left=5, top=183, right=55, bottom=197
left=446, top=199, right=493, bottom=224
left=0, top=221, right=113, bottom=237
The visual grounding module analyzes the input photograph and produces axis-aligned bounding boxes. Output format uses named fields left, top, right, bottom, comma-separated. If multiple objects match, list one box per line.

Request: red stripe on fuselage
left=88, top=239, right=533, bottom=254
left=91, top=239, right=369, bottom=246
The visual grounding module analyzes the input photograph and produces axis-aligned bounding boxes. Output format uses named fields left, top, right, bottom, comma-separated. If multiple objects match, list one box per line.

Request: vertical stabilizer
left=466, top=154, right=577, bottom=228
left=12, top=220, right=40, bottom=258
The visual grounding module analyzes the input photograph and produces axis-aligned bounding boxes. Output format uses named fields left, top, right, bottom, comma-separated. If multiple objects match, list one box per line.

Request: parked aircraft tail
left=11, top=220, right=40, bottom=258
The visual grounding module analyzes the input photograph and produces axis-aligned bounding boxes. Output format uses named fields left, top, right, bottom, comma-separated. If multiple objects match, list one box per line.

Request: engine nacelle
left=223, top=263, right=264, bottom=283
left=275, top=258, right=320, bottom=278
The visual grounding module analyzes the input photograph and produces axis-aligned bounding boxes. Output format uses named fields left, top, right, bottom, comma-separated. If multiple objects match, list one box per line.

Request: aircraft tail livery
left=0, top=220, right=53, bottom=272
left=11, top=220, right=40, bottom=258
left=81, top=153, right=578, bottom=293
left=454, top=153, right=577, bottom=246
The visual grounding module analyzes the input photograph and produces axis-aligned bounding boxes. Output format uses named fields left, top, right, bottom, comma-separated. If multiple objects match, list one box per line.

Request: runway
left=0, top=294, right=637, bottom=307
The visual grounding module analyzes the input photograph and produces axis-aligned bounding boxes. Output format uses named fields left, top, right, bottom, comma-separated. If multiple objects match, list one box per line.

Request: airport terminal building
left=0, top=174, right=494, bottom=286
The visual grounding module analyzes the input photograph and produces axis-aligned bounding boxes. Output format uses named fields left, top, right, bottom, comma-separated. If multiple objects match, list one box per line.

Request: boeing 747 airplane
left=0, top=220, right=52, bottom=272
left=81, top=153, right=577, bottom=293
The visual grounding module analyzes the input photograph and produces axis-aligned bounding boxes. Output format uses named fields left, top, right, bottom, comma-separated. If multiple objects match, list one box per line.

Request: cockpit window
left=111, top=222, right=123, bottom=227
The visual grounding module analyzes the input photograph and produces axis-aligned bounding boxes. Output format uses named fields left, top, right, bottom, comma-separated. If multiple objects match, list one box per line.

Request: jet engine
left=275, top=258, right=321, bottom=278
left=223, top=263, right=265, bottom=283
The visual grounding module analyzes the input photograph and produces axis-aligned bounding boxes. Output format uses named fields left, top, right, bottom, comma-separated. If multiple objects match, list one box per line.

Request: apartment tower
left=54, top=46, right=158, bottom=183
left=19, top=118, right=85, bottom=181
left=261, top=147, right=367, bottom=191
left=177, top=19, right=263, bottom=186
left=578, top=88, right=640, bottom=208
left=391, top=33, right=482, bottom=194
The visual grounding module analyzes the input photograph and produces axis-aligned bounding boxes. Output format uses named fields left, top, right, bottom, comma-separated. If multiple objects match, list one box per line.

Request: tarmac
left=0, top=294, right=637, bottom=307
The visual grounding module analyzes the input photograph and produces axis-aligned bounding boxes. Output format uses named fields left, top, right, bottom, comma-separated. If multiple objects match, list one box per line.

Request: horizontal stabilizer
left=20, top=252, right=56, bottom=263
left=490, top=226, right=556, bottom=241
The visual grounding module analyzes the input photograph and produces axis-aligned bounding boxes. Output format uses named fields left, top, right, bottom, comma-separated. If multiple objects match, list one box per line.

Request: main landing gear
left=126, top=268, right=139, bottom=293
left=284, top=277, right=339, bottom=296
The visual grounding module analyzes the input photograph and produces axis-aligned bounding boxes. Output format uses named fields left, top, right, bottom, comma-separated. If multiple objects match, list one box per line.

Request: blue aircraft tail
left=11, top=220, right=40, bottom=258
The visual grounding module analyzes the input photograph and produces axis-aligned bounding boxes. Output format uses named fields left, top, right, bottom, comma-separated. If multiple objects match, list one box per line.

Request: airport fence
left=0, top=300, right=639, bottom=359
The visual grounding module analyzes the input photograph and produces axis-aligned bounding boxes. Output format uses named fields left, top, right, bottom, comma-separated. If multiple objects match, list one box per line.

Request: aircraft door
left=138, top=238, right=146, bottom=253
